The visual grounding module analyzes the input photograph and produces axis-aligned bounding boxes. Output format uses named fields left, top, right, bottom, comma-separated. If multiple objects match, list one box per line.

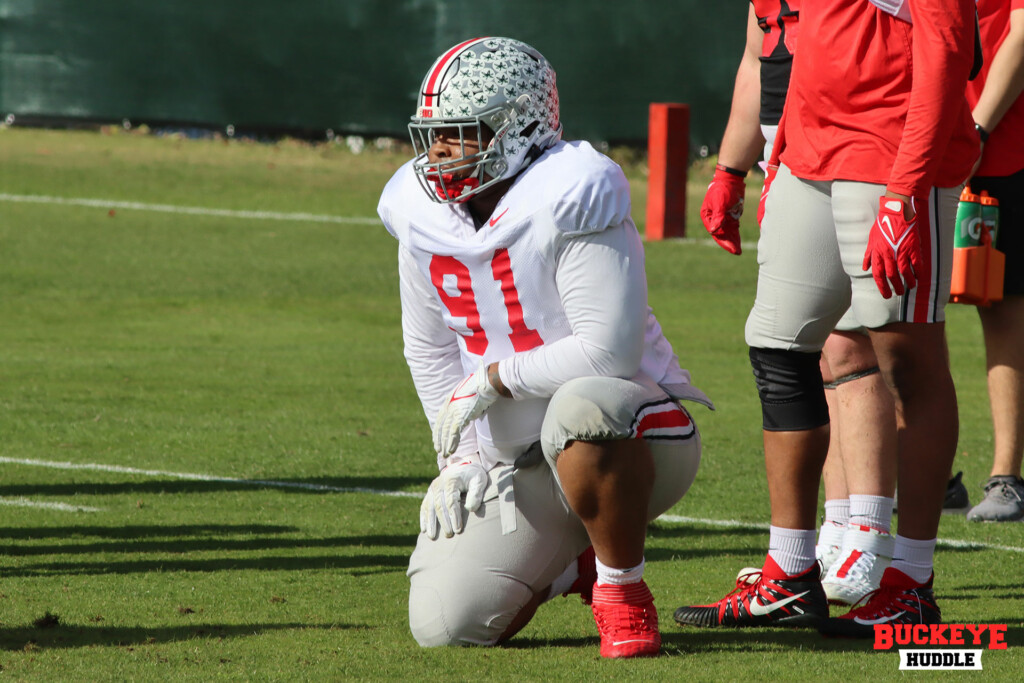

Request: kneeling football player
left=377, top=37, right=713, bottom=658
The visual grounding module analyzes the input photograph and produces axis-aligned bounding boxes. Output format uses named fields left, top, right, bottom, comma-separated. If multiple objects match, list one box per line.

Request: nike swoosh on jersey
left=853, top=611, right=906, bottom=626
left=488, top=208, right=509, bottom=227
left=748, top=590, right=809, bottom=617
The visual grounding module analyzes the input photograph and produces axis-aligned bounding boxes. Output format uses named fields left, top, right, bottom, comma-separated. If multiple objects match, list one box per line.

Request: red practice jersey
left=966, top=0, right=1024, bottom=177
left=780, top=0, right=980, bottom=196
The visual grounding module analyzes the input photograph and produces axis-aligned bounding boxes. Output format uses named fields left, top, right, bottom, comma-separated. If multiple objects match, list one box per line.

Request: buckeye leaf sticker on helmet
left=409, top=37, right=562, bottom=203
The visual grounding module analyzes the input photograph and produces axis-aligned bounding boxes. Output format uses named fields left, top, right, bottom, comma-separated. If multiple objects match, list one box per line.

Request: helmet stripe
left=422, top=37, right=487, bottom=109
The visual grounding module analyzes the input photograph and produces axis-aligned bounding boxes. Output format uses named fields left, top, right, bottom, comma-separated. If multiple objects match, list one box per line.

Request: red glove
left=700, top=166, right=746, bottom=255
left=757, top=163, right=778, bottom=229
left=862, top=196, right=923, bottom=299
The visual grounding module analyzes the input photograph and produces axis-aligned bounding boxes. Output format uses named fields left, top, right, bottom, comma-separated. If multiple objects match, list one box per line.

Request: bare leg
left=503, top=437, right=653, bottom=644
left=497, top=591, right=546, bottom=643
left=556, top=438, right=654, bottom=568
left=869, top=322, right=958, bottom=540
left=978, top=295, right=1024, bottom=478
left=824, top=331, right=897, bottom=497
left=820, top=351, right=849, bottom=502
left=765, top=427, right=830, bottom=530
left=817, top=349, right=849, bottom=569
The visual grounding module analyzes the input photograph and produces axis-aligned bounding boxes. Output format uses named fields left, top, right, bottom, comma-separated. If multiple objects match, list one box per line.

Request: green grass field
left=0, top=127, right=1020, bottom=680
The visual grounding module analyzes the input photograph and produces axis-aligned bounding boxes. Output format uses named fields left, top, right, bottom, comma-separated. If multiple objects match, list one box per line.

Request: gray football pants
left=746, top=164, right=959, bottom=351
left=407, top=373, right=702, bottom=647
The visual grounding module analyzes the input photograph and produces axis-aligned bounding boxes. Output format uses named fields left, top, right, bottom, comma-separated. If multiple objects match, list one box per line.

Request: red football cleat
left=818, top=567, right=940, bottom=639
left=563, top=546, right=597, bottom=605
left=591, top=580, right=660, bottom=658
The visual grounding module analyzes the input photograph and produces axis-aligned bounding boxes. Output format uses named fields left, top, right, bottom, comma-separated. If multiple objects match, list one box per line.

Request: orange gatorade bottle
left=950, top=187, right=1004, bottom=306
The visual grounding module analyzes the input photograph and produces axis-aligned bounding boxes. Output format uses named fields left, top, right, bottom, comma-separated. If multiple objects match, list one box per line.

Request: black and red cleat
left=673, top=556, right=827, bottom=628
left=817, top=567, right=940, bottom=639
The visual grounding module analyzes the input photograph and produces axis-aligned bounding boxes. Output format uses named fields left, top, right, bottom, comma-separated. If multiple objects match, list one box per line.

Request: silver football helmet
left=409, top=37, right=562, bottom=203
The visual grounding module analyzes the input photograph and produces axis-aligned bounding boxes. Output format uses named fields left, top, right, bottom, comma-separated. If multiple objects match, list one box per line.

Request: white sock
left=848, top=494, right=894, bottom=533
left=891, top=535, right=936, bottom=585
left=768, top=526, right=817, bottom=576
left=595, top=557, right=644, bottom=586
left=817, top=519, right=846, bottom=550
left=823, top=498, right=851, bottom=526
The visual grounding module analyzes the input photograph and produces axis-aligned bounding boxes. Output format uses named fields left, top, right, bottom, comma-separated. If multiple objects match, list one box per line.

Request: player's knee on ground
left=749, top=347, right=829, bottom=430
left=408, top=572, right=535, bottom=647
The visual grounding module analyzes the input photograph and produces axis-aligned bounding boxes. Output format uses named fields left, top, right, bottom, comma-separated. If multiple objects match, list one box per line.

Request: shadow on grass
left=0, top=621, right=355, bottom=651
left=3, top=551, right=411, bottom=578
left=952, top=582, right=1024, bottom=598
left=1, top=523, right=416, bottom=577
left=5, top=533, right=415, bottom=557
left=0, top=524, right=298, bottom=540
left=0, top=475, right=428, bottom=497
left=510, top=628, right=879, bottom=654
left=664, top=627, right=879, bottom=654
left=513, top=624, right=1024, bottom=654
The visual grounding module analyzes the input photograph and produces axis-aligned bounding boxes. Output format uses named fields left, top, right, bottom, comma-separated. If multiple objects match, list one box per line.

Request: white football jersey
left=379, top=140, right=709, bottom=468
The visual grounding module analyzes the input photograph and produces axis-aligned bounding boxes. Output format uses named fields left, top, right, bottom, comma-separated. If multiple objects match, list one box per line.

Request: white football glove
left=432, top=360, right=501, bottom=457
left=419, top=461, right=489, bottom=539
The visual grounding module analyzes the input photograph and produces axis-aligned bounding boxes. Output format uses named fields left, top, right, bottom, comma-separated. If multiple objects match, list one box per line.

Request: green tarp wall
left=0, top=0, right=746, bottom=148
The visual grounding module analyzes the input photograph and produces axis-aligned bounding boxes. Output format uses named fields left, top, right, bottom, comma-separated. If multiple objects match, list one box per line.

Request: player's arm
left=718, top=4, right=767, bottom=172
left=400, top=247, right=491, bottom=538
left=972, top=6, right=1024, bottom=152
left=494, top=223, right=647, bottom=400
left=886, top=0, right=976, bottom=203
left=701, top=4, right=765, bottom=255
left=398, top=244, right=479, bottom=468
left=864, top=0, right=976, bottom=297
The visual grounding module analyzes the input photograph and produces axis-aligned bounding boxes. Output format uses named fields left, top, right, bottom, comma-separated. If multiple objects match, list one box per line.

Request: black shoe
left=943, top=471, right=970, bottom=513
left=673, top=556, right=827, bottom=628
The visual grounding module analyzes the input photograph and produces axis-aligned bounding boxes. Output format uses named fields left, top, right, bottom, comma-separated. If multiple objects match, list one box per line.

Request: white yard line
left=659, top=514, right=769, bottom=530
left=0, top=193, right=755, bottom=248
left=0, top=192, right=380, bottom=226
left=3, top=456, right=1022, bottom=553
left=660, top=514, right=1024, bottom=553
left=0, top=497, right=101, bottom=512
left=0, top=456, right=420, bottom=498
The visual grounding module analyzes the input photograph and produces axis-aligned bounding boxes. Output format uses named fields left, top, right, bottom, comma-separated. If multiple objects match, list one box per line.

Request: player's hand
left=757, top=163, right=778, bottom=229
left=432, top=359, right=501, bottom=457
left=701, top=167, right=746, bottom=255
left=862, top=196, right=923, bottom=299
left=419, top=461, right=488, bottom=539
